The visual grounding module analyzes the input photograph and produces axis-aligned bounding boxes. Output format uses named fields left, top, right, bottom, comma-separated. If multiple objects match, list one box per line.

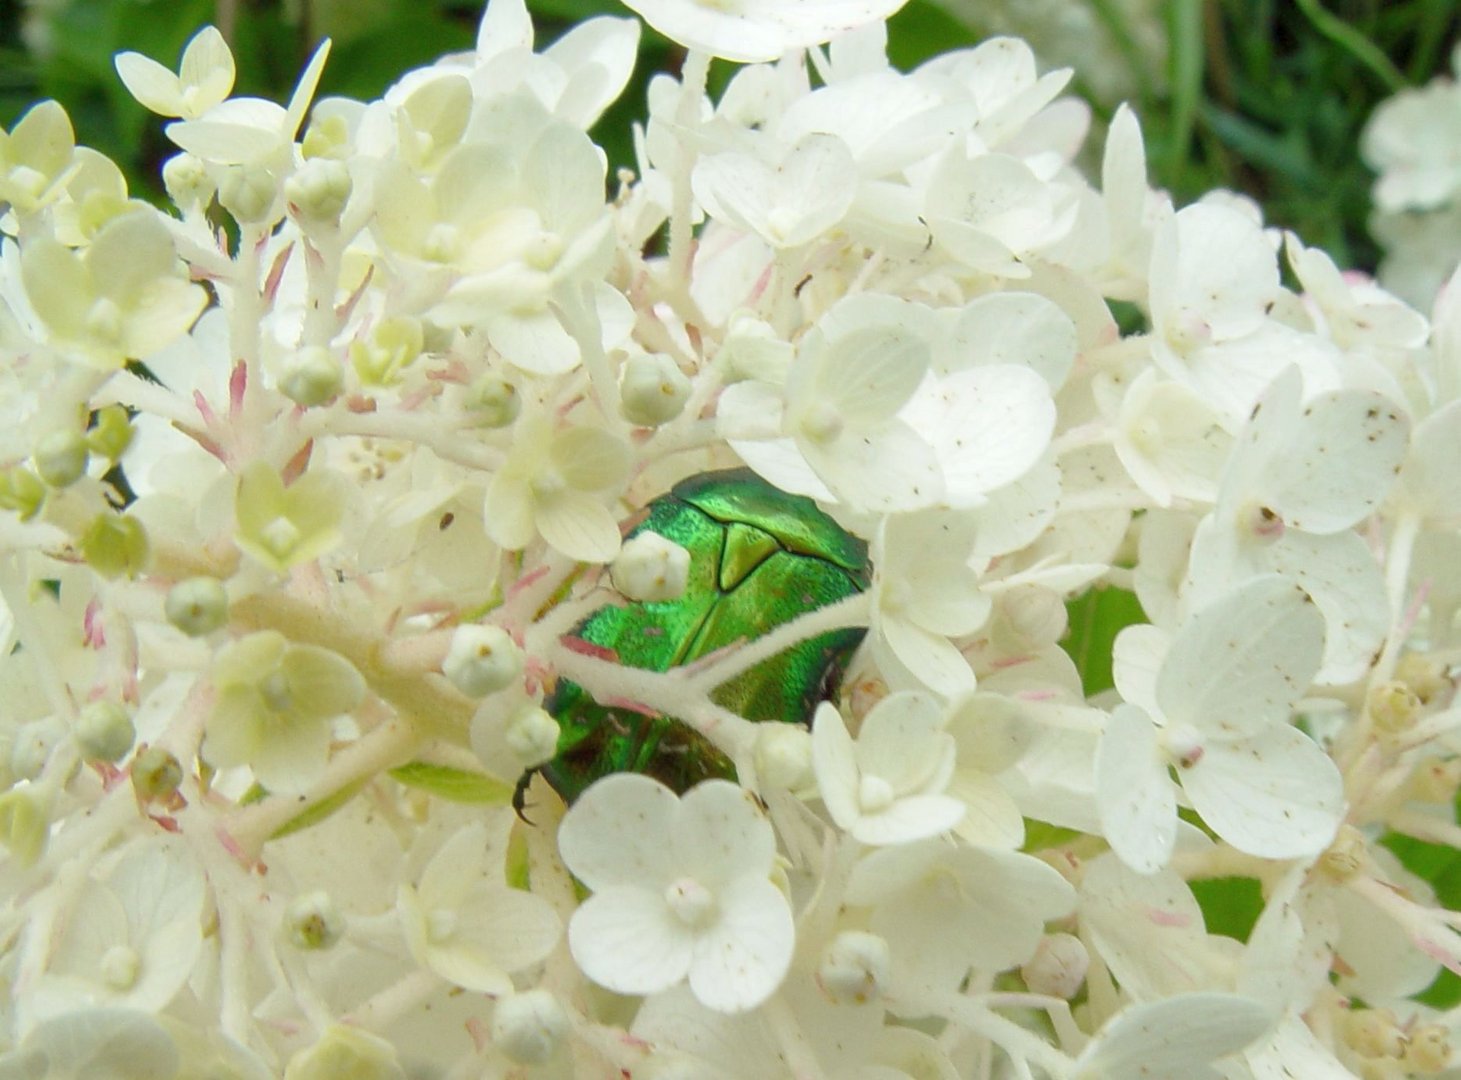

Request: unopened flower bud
left=443, top=625, right=522, bottom=697
left=1395, top=653, right=1451, bottom=704
left=285, top=158, right=352, bottom=226
left=0, top=465, right=46, bottom=519
left=817, top=930, right=890, bottom=1005
left=505, top=705, right=560, bottom=769
left=466, top=374, right=520, bottom=428
left=285, top=890, right=345, bottom=950
left=75, top=701, right=136, bottom=763
left=1368, top=680, right=1420, bottom=735
left=279, top=346, right=344, bottom=407
left=218, top=164, right=280, bottom=226
left=1412, top=758, right=1461, bottom=804
left=80, top=513, right=150, bottom=578
left=131, top=746, right=183, bottom=801
left=620, top=353, right=691, bottom=427
left=754, top=724, right=812, bottom=790
left=612, top=532, right=690, bottom=602
left=492, top=989, right=570, bottom=1065
left=302, top=112, right=351, bottom=160
left=33, top=429, right=89, bottom=487
left=86, top=404, right=134, bottom=461
left=1022, top=933, right=1089, bottom=999
left=162, top=152, right=214, bottom=210
left=165, top=577, right=230, bottom=637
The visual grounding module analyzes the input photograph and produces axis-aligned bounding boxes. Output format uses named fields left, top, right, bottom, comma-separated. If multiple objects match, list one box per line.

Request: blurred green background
left=1, top=0, right=1456, bottom=274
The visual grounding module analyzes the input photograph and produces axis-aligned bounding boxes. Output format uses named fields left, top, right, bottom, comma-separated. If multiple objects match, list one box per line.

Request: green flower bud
left=0, top=465, right=46, bottom=519
left=80, top=512, right=150, bottom=579
left=34, top=429, right=89, bottom=487
left=443, top=625, right=523, bottom=697
left=284, top=890, right=345, bottom=950
left=620, top=352, right=691, bottom=426
left=165, top=577, right=230, bottom=637
left=279, top=346, right=344, bottom=408
left=75, top=700, right=136, bottom=762
left=131, top=745, right=183, bottom=801
left=162, top=152, right=214, bottom=211
left=87, top=404, right=135, bottom=461
left=285, top=159, right=352, bottom=226
left=218, top=164, right=280, bottom=226
left=467, top=374, right=520, bottom=428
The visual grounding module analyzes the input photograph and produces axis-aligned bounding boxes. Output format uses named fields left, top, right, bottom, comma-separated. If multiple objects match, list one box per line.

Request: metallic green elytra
left=521, top=468, right=871, bottom=809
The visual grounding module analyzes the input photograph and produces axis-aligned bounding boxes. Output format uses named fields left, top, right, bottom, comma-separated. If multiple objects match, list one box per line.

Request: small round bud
left=75, top=701, right=136, bottom=763
left=100, top=943, right=141, bottom=990
left=33, top=429, right=89, bottom=488
left=284, top=1026, right=403, bottom=1080
left=817, top=931, right=890, bottom=1005
left=492, top=990, right=570, bottom=1065
left=131, top=746, right=183, bottom=801
left=162, top=152, right=214, bottom=210
left=11, top=718, right=64, bottom=781
left=285, top=890, right=345, bottom=950
left=443, top=625, right=523, bottom=697
left=754, top=724, right=813, bottom=790
left=218, top=163, right=281, bottom=226
left=279, top=346, right=344, bottom=408
left=301, top=112, right=352, bottom=160
left=0, top=465, right=46, bottom=519
left=165, top=577, right=230, bottom=637
left=285, top=158, right=352, bottom=226
left=611, top=532, right=690, bottom=602
left=1021, top=933, right=1089, bottom=999
left=505, top=705, right=560, bottom=769
left=620, top=353, right=691, bottom=427
left=80, top=513, right=150, bottom=579
left=86, top=404, right=134, bottom=461
left=466, top=374, right=520, bottom=428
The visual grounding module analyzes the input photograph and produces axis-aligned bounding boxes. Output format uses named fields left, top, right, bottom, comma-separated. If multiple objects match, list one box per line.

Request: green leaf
left=1062, top=586, right=1147, bottom=697
left=389, top=761, right=514, bottom=805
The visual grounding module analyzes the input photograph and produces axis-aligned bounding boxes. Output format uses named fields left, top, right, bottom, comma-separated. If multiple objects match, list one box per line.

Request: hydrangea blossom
left=0, top=2, right=1457, bottom=1076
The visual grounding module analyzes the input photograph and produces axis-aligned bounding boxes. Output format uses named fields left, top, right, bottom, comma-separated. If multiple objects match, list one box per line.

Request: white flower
left=1098, top=575, right=1342, bottom=872
left=719, top=294, right=944, bottom=512
left=1071, top=993, right=1273, bottom=1080
left=0, top=1008, right=180, bottom=1080
left=557, top=774, right=794, bottom=1012
left=845, top=838, right=1075, bottom=1009
left=483, top=413, right=631, bottom=562
left=620, top=0, right=913, bottom=63
left=692, top=133, right=858, bottom=249
left=811, top=694, right=964, bottom=845
left=115, top=26, right=235, bottom=120
left=399, top=817, right=561, bottom=994
left=23, top=839, right=206, bottom=1031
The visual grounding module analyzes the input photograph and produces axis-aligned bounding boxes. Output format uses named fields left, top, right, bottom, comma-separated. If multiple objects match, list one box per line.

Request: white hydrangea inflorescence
left=0, top=0, right=1458, bottom=1075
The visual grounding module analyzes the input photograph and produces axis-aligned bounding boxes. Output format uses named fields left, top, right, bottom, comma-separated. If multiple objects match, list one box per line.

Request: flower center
left=427, top=908, right=458, bottom=943
left=1160, top=722, right=1205, bottom=769
left=1240, top=502, right=1285, bottom=542
left=260, top=669, right=294, bottom=714
left=100, top=943, right=141, bottom=989
left=799, top=401, right=844, bottom=444
left=858, top=774, right=895, bottom=813
left=664, top=877, right=718, bottom=928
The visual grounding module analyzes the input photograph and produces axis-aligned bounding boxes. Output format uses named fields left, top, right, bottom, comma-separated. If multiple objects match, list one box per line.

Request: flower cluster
left=1363, top=42, right=1461, bottom=309
left=0, top=0, right=1458, bottom=1077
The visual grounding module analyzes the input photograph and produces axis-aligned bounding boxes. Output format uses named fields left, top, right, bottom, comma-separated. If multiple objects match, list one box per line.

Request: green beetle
left=518, top=468, right=871, bottom=810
